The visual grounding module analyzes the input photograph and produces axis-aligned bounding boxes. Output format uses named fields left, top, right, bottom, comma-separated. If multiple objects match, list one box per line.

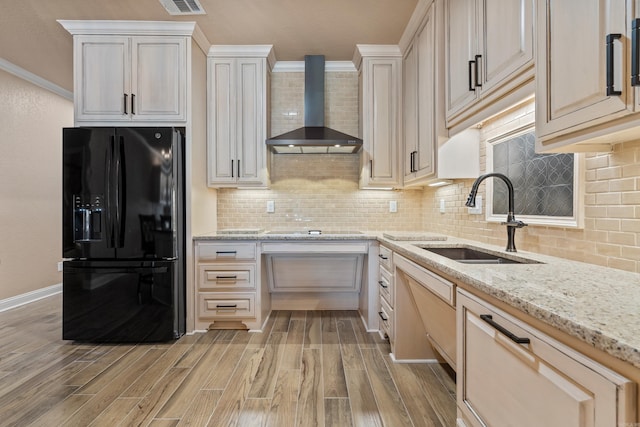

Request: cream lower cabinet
left=195, top=241, right=267, bottom=331
left=377, top=245, right=394, bottom=341
left=394, top=253, right=455, bottom=365
left=457, top=288, right=635, bottom=427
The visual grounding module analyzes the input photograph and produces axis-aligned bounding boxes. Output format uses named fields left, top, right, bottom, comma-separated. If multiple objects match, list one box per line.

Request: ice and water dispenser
left=73, top=195, right=103, bottom=241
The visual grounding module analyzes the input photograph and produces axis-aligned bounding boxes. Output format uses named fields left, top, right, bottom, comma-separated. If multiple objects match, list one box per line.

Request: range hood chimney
left=266, top=55, right=363, bottom=154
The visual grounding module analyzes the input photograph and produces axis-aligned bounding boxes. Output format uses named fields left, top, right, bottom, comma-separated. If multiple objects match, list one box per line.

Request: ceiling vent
left=158, top=0, right=206, bottom=15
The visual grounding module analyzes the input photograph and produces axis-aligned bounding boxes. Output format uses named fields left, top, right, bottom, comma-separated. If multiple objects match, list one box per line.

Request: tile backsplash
left=217, top=154, right=423, bottom=231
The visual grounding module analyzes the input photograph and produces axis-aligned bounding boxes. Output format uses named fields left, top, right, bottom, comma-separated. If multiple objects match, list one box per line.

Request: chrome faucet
left=465, top=173, right=527, bottom=252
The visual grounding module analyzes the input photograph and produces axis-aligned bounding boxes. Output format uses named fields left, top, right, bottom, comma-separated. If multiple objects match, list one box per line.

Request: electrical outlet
left=57, top=262, right=63, bottom=272
left=266, top=200, right=275, bottom=213
left=439, top=199, right=445, bottom=213
left=468, top=195, right=482, bottom=214
left=389, top=200, right=397, bottom=213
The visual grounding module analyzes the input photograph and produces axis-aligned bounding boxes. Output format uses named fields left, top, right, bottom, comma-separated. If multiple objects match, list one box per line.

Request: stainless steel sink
left=419, top=246, right=541, bottom=264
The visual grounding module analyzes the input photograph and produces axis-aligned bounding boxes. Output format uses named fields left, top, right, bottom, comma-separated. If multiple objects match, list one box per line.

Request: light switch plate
left=267, top=200, right=275, bottom=213
left=439, top=199, right=445, bottom=213
left=389, top=200, right=397, bottom=213
left=468, top=195, right=482, bottom=214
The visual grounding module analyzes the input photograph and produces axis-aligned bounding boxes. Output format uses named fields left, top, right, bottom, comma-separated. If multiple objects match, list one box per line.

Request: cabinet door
left=131, top=36, right=187, bottom=121
left=207, top=59, right=236, bottom=185
left=458, top=289, right=635, bottom=427
left=403, top=42, right=418, bottom=181
left=536, top=0, right=629, bottom=139
left=74, top=36, right=130, bottom=121
left=361, top=58, right=401, bottom=188
left=236, top=59, right=266, bottom=185
left=481, top=0, right=534, bottom=96
left=415, top=8, right=436, bottom=178
left=445, top=0, right=479, bottom=120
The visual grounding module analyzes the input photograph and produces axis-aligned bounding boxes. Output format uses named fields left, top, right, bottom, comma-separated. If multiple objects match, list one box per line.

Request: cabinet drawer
left=378, top=245, right=393, bottom=270
left=198, top=292, right=255, bottom=319
left=196, top=242, right=256, bottom=261
left=378, top=265, right=393, bottom=306
left=198, top=263, right=255, bottom=290
left=379, top=296, right=393, bottom=340
left=457, top=289, right=635, bottom=427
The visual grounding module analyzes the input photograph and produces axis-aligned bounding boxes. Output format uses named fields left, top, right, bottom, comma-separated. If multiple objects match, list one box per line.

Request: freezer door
left=62, top=260, right=184, bottom=342
left=113, top=128, right=183, bottom=260
left=63, top=127, right=116, bottom=259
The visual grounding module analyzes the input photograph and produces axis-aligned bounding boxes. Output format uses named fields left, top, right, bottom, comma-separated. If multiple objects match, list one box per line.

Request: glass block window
left=487, top=127, right=582, bottom=227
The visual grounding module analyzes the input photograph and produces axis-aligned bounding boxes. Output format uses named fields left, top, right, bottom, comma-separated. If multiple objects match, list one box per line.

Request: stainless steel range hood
left=266, top=55, right=363, bottom=154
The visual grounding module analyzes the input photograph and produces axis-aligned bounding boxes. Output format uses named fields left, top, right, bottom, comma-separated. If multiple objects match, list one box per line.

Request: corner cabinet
left=354, top=45, right=402, bottom=189
left=59, top=21, right=192, bottom=125
left=207, top=46, right=274, bottom=188
left=457, top=288, right=636, bottom=427
left=534, top=0, right=640, bottom=152
left=445, top=0, right=535, bottom=133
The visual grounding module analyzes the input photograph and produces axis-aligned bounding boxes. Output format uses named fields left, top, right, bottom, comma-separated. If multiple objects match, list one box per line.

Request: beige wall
left=423, top=101, right=640, bottom=274
left=0, top=69, right=73, bottom=300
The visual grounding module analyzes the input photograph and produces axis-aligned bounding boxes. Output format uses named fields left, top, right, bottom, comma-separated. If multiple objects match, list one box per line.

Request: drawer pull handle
left=216, top=251, right=237, bottom=255
left=378, top=254, right=388, bottom=260
left=216, top=304, right=238, bottom=309
left=378, top=311, right=388, bottom=322
left=480, top=314, right=530, bottom=344
left=216, top=275, right=237, bottom=280
left=378, top=280, right=388, bottom=289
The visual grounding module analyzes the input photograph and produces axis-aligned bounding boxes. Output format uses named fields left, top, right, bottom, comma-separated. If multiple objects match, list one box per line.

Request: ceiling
left=0, top=0, right=418, bottom=92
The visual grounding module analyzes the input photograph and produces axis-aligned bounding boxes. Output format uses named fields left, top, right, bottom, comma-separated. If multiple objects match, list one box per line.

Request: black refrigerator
left=62, top=127, right=185, bottom=342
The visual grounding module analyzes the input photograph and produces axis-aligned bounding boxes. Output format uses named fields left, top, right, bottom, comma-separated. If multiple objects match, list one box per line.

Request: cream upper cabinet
left=207, top=46, right=274, bottom=188
left=457, top=289, right=635, bottom=427
left=74, top=36, right=186, bottom=122
left=60, top=21, right=192, bottom=125
left=403, top=1, right=439, bottom=185
left=535, top=0, right=637, bottom=152
left=445, top=0, right=534, bottom=133
left=354, top=45, right=402, bottom=189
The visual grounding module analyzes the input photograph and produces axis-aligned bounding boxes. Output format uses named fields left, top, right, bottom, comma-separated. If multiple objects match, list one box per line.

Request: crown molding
left=0, top=58, right=72, bottom=100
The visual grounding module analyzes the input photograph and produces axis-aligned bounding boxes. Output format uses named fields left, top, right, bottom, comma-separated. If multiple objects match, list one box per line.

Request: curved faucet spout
left=466, top=173, right=526, bottom=252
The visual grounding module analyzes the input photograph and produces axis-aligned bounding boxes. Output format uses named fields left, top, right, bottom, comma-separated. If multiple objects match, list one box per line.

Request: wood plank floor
left=0, top=294, right=456, bottom=426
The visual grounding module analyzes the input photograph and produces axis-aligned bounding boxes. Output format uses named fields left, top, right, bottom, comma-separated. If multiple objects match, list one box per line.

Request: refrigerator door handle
left=115, top=136, right=127, bottom=248
left=105, top=136, right=115, bottom=248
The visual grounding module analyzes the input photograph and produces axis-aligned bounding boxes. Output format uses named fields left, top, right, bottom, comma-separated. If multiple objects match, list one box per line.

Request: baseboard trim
left=0, top=283, right=62, bottom=313
left=389, top=352, right=438, bottom=364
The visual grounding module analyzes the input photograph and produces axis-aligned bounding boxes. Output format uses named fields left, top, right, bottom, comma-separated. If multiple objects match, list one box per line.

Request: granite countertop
left=380, top=236, right=640, bottom=370
left=193, top=229, right=640, bottom=369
